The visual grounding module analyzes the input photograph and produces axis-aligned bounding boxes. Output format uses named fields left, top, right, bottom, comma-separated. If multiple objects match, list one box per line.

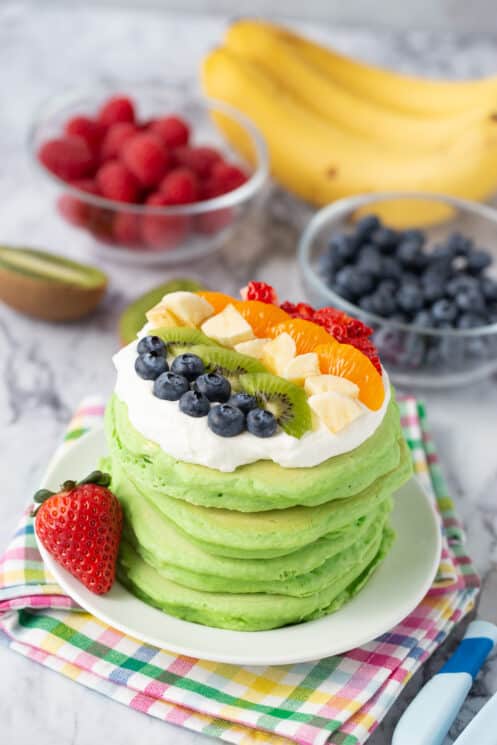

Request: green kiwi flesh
left=188, top=345, right=267, bottom=389
left=240, top=372, right=312, bottom=439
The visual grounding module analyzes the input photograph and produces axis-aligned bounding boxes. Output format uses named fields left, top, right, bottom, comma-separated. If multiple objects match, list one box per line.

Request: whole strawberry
left=34, top=471, right=122, bottom=595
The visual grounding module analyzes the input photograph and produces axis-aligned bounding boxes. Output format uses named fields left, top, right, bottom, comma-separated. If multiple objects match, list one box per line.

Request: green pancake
left=106, top=393, right=405, bottom=511
left=117, top=527, right=394, bottom=631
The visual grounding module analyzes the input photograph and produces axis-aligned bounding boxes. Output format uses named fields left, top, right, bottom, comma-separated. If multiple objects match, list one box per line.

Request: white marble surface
left=1, top=4, right=497, bottom=744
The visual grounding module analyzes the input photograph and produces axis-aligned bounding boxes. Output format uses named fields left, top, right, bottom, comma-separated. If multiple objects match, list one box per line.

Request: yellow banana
left=225, top=20, right=497, bottom=153
left=238, top=19, right=497, bottom=118
left=202, top=47, right=497, bottom=226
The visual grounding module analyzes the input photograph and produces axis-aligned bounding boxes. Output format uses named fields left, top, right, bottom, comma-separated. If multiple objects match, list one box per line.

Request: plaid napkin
left=0, top=396, right=479, bottom=745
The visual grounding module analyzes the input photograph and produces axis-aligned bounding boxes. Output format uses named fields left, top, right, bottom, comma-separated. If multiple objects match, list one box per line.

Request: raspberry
left=173, top=145, right=221, bottom=177
left=143, top=192, right=190, bottom=249
left=64, top=116, right=104, bottom=153
left=348, top=336, right=382, bottom=373
left=96, top=161, right=139, bottom=203
left=38, top=136, right=94, bottom=181
left=98, top=96, right=135, bottom=126
left=70, top=178, right=100, bottom=195
left=57, top=195, right=91, bottom=227
left=113, top=212, right=141, bottom=246
left=123, top=133, right=170, bottom=188
left=88, top=207, right=115, bottom=244
left=195, top=208, right=233, bottom=235
left=280, top=301, right=299, bottom=317
left=209, top=162, right=247, bottom=194
left=159, top=167, right=198, bottom=205
left=100, top=122, right=137, bottom=161
left=150, top=116, right=190, bottom=148
left=242, top=281, right=279, bottom=304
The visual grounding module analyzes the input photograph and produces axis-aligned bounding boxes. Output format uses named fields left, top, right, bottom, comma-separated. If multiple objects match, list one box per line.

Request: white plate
left=36, top=427, right=441, bottom=666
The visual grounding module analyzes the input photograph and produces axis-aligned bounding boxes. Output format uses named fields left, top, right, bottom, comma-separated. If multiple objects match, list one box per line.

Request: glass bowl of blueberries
left=298, top=192, right=497, bottom=387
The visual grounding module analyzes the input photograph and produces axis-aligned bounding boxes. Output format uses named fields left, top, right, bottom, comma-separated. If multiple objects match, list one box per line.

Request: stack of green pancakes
left=104, top=393, right=412, bottom=631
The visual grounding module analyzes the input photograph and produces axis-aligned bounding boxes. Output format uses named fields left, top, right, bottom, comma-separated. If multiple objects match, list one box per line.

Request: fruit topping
left=315, top=342, right=384, bottom=410
left=188, top=345, right=267, bottom=389
left=208, top=404, right=246, bottom=437
left=240, top=280, right=279, bottom=304
left=135, top=351, right=169, bottom=380
left=157, top=291, right=214, bottom=328
left=201, top=303, right=255, bottom=346
left=34, top=470, right=122, bottom=595
left=261, top=332, right=296, bottom=375
left=194, top=372, right=232, bottom=402
left=171, top=353, right=205, bottom=381
left=284, top=353, right=320, bottom=385
left=269, top=318, right=331, bottom=354
left=304, top=374, right=359, bottom=399
left=234, top=338, right=270, bottom=359
left=308, top=392, right=363, bottom=434
left=137, top=335, right=167, bottom=356
left=228, top=392, right=258, bottom=413
left=179, top=389, right=211, bottom=417
left=147, top=326, right=218, bottom=356
left=246, top=408, right=278, bottom=438
left=153, top=371, right=190, bottom=401
left=239, top=372, right=312, bottom=439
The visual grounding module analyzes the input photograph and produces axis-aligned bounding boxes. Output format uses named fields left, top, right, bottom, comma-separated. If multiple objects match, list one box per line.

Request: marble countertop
left=1, top=3, right=497, bottom=744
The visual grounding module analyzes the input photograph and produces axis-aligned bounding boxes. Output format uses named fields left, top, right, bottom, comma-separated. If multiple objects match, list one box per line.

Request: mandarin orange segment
left=235, top=301, right=290, bottom=337
left=269, top=318, right=331, bottom=354
left=197, top=291, right=236, bottom=314
left=315, top=343, right=385, bottom=411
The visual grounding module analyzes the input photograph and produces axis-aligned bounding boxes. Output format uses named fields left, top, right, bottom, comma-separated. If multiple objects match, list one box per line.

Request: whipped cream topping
left=113, top=341, right=391, bottom=472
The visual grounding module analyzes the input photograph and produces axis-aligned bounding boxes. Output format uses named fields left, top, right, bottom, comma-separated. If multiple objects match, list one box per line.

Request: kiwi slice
left=239, top=372, right=312, bottom=439
left=118, top=278, right=204, bottom=344
left=0, top=245, right=107, bottom=321
left=188, top=345, right=267, bottom=390
left=149, top=328, right=219, bottom=358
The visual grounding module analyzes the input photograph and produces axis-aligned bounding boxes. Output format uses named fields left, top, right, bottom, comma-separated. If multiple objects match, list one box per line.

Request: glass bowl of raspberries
left=299, top=192, right=497, bottom=388
left=30, top=86, right=268, bottom=264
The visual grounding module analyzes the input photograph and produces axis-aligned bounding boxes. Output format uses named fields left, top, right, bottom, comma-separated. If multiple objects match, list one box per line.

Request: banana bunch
left=201, top=19, right=497, bottom=226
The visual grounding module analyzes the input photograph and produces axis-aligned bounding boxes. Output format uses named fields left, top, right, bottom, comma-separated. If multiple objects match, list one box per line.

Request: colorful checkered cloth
left=0, top=396, right=479, bottom=745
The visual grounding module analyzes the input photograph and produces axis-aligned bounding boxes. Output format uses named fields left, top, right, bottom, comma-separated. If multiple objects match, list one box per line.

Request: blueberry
left=195, top=373, right=231, bottom=403
left=457, top=313, right=487, bottom=329
left=153, top=371, right=189, bottom=400
left=467, top=249, right=492, bottom=275
left=171, top=353, right=205, bottom=381
left=455, top=287, right=485, bottom=313
left=358, top=295, right=376, bottom=313
left=446, top=275, right=478, bottom=297
left=369, top=290, right=397, bottom=317
left=480, top=276, right=497, bottom=302
left=355, top=214, right=380, bottom=241
left=431, top=243, right=457, bottom=262
left=371, top=227, right=399, bottom=252
left=381, top=257, right=403, bottom=281
left=447, top=232, right=472, bottom=256
left=356, top=247, right=383, bottom=277
left=335, top=266, right=374, bottom=298
left=377, top=279, right=398, bottom=295
left=179, top=390, right=210, bottom=417
left=135, top=352, right=169, bottom=380
left=397, top=283, right=424, bottom=313
left=318, top=250, right=342, bottom=279
left=431, top=299, right=458, bottom=324
left=208, top=404, right=245, bottom=437
left=328, top=233, right=357, bottom=262
left=397, top=239, right=427, bottom=271
left=412, top=310, right=433, bottom=328
left=246, top=408, right=278, bottom=438
left=137, top=335, right=167, bottom=356
left=228, top=392, right=258, bottom=414
left=422, top=279, right=446, bottom=303
left=402, top=229, right=425, bottom=248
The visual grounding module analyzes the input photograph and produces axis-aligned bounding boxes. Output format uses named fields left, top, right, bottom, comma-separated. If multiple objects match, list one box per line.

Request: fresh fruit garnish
left=268, top=318, right=331, bottom=354
left=246, top=408, right=278, bottom=438
left=241, top=280, right=279, bottom=304
left=236, top=300, right=290, bottom=337
left=153, top=371, right=190, bottom=401
left=122, top=132, right=170, bottom=188
left=179, top=389, right=210, bottom=417
left=159, top=167, right=199, bottom=205
left=150, top=116, right=190, bottom=148
left=228, top=392, right=258, bottom=413
left=187, top=345, right=267, bottom=389
left=119, top=278, right=203, bottom=345
left=262, top=332, right=296, bottom=375
left=304, top=374, right=359, bottom=399
left=308, top=392, right=363, bottom=434
left=284, top=353, right=320, bottom=385
left=197, top=290, right=236, bottom=314
left=201, top=304, right=255, bottom=346
left=156, top=291, right=214, bottom=328
left=98, top=96, right=135, bottom=126
left=0, top=245, right=107, bottom=321
left=96, top=160, right=139, bottom=203
left=135, top=351, right=168, bottom=380
left=195, top=372, right=232, bottom=402
left=148, top=327, right=218, bottom=357
left=137, top=335, right=167, bottom=356
left=171, top=353, right=206, bottom=381
left=315, top=342, right=385, bottom=410
left=234, top=337, right=270, bottom=359
left=34, top=471, right=122, bottom=595
left=38, top=136, right=94, bottom=181
left=239, top=372, right=312, bottom=438
left=208, top=404, right=245, bottom=437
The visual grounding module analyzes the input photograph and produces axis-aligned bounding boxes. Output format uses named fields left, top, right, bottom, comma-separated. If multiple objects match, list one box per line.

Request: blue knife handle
left=392, top=620, right=497, bottom=745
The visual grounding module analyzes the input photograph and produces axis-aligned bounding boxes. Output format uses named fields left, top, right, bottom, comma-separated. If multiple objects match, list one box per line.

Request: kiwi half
left=188, top=345, right=267, bottom=389
left=240, top=372, right=312, bottom=439
left=119, top=278, right=204, bottom=344
left=149, top=328, right=219, bottom=358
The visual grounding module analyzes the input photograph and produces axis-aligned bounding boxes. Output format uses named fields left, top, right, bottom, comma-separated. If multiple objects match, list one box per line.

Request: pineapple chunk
left=235, top=338, right=270, bottom=359
left=305, top=374, right=359, bottom=399
left=145, top=305, right=178, bottom=329
left=284, top=353, right=320, bottom=385
left=262, top=332, right=296, bottom=375
left=160, top=291, right=214, bottom=327
left=308, top=392, right=363, bottom=434
left=201, top=304, right=255, bottom=347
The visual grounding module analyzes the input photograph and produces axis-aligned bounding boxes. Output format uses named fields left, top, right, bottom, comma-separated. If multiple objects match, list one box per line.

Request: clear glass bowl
left=298, top=192, right=497, bottom=388
left=29, top=84, right=268, bottom=265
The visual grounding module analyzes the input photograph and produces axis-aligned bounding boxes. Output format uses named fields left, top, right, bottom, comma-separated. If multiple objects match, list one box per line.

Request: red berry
left=38, top=136, right=94, bottom=181
left=113, top=211, right=141, bottom=246
left=142, top=192, right=190, bottom=249
left=195, top=208, right=233, bottom=235
left=242, top=281, right=279, bottom=304
left=159, top=167, right=198, bottom=205
left=96, top=161, right=139, bottom=203
left=70, top=178, right=100, bottom=195
left=100, top=122, right=137, bottom=161
left=57, top=195, right=91, bottom=227
left=279, top=301, right=299, bottom=317
left=209, top=162, right=247, bottom=194
left=64, top=116, right=104, bottom=154
left=35, top=478, right=122, bottom=595
left=173, top=145, right=221, bottom=177
left=123, top=133, right=170, bottom=188
left=88, top=207, right=116, bottom=244
left=150, top=116, right=190, bottom=148
left=98, top=96, right=135, bottom=126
